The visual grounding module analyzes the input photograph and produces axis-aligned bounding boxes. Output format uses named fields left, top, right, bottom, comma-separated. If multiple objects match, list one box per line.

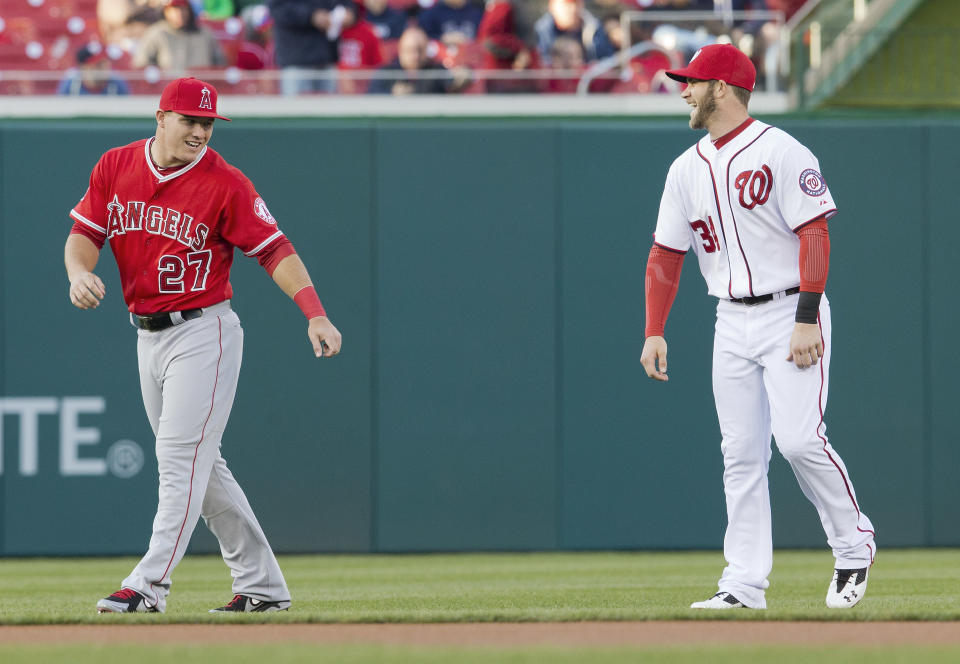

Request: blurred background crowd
left=0, top=0, right=806, bottom=95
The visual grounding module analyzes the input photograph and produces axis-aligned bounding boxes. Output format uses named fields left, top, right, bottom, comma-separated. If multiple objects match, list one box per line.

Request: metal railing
left=618, top=10, right=787, bottom=92
left=785, top=0, right=937, bottom=108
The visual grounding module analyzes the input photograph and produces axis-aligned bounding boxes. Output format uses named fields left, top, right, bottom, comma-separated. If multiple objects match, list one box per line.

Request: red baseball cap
left=158, top=77, right=231, bottom=121
left=665, top=44, right=756, bottom=91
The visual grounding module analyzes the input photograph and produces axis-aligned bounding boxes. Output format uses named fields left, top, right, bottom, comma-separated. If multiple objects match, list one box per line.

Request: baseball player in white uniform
left=640, top=45, right=875, bottom=609
left=65, top=77, right=342, bottom=613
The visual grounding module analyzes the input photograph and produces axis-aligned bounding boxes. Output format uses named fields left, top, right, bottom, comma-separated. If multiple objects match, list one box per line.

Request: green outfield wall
left=0, top=116, right=956, bottom=556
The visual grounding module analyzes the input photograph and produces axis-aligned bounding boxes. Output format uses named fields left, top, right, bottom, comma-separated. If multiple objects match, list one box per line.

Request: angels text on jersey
left=105, top=194, right=209, bottom=251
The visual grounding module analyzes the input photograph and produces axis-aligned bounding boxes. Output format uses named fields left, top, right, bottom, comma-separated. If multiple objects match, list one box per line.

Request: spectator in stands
left=98, top=0, right=165, bottom=51
left=338, top=17, right=384, bottom=93
left=417, top=0, right=484, bottom=48
left=269, top=0, right=356, bottom=94
left=368, top=25, right=470, bottom=94
left=133, top=0, right=227, bottom=70
left=58, top=44, right=131, bottom=95
left=544, top=35, right=584, bottom=93
left=362, top=0, right=408, bottom=40
left=534, top=0, right=615, bottom=65
left=477, top=0, right=538, bottom=94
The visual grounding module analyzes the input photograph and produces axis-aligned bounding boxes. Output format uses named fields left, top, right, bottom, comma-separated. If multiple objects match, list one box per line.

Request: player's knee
left=774, top=435, right=819, bottom=461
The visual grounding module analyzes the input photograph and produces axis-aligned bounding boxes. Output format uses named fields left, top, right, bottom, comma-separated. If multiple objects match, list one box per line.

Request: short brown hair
left=730, top=84, right=751, bottom=108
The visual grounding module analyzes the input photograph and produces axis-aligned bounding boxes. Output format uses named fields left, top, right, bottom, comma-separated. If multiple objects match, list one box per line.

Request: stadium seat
left=1, top=0, right=101, bottom=87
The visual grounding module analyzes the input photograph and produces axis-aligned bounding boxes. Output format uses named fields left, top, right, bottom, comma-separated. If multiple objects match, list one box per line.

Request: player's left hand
left=308, top=316, right=342, bottom=359
left=787, top=323, right=823, bottom=369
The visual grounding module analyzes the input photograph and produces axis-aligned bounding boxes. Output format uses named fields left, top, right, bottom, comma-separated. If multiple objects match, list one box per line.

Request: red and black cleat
left=209, top=594, right=291, bottom=613
left=96, top=588, right=159, bottom=613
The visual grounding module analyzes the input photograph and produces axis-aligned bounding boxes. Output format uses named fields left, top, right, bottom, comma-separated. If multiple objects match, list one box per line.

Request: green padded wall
left=0, top=116, right=955, bottom=555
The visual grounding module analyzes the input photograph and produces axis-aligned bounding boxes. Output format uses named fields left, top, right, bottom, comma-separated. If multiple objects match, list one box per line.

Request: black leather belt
left=729, top=286, right=800, bottom=306
left=130, top=308, right=203, bottom=332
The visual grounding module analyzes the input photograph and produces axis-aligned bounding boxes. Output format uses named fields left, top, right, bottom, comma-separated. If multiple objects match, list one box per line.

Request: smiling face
left=153, top=111, right=214, bottom=167
left=681, top=78, right=719, bottom=131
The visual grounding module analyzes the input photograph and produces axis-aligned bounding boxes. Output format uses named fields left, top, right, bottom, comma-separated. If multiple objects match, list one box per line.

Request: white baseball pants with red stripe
left=121, top=302, right=289, bottom=612
left=711, top=293, right=875, bottom=609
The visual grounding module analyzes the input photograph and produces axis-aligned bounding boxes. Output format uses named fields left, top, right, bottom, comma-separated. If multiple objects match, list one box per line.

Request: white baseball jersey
left=654, top=119, right=837, bottom=299
left=647, top=118, right=875, bottom=609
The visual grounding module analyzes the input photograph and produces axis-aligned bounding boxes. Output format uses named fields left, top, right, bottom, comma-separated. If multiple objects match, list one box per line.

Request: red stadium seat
left=4, top=16, right=40, bottom=44
left=235, top=40, right=270, bottom=70
left=1, top=0, right=101, bottom=85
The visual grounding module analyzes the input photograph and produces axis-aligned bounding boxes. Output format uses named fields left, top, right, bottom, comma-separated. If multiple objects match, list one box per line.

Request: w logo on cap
left=199, top=87, right=213, bottom=110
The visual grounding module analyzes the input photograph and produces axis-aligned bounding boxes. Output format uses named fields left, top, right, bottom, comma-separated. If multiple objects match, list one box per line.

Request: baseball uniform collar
left=710, top=117, right=756, bottom=151
left=144, top=137, right=208, bottom=183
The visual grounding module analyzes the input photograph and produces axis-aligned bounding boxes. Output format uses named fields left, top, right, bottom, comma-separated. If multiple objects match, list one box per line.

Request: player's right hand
left=640, top=336, right=669, bottom=382
left=69, top=272, right=105, bottom=309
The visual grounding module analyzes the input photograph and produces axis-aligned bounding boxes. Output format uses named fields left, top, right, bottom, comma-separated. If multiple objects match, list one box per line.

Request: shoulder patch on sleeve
left=254, top=197, right=276, bottom=224
left=799, top=169, right=827, bottom=196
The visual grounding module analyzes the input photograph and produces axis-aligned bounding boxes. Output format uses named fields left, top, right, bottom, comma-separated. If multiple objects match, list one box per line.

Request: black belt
left=130, top=308, right=203, bottom=332
left=729, top=286, right=800, bottom=306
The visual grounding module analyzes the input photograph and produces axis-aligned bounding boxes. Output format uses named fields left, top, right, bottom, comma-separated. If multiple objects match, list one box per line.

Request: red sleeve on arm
left=257, top=237, right=296, bottom=276
left=796, top=217, right=830, bottom=293
left=69, top=220, right=106, bottom=249
left=644, top=244, right=685, bottom=337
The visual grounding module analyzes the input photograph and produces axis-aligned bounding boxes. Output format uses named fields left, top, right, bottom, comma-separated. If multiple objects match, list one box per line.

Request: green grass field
left=1, top=549, right=958, bottom=663
left=1, top=549, right=957, bottom=623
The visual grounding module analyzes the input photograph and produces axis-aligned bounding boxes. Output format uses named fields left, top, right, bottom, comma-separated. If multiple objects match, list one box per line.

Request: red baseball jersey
left=70, top=138, right=285, bottom=315
left=338, top=21, right=383, bottom=70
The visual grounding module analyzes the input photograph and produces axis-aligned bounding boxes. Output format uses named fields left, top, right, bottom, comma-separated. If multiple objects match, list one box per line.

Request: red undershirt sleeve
left=257, top=237, right=296, bottom=276
left=796, top=217, right=830, bottom=293
left=644, top=244, right=685, bottom=337
left=794, top=216, right=830, bottom=323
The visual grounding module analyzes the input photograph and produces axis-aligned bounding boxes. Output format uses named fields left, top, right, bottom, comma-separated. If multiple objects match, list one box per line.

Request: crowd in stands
left=0, top=0, right=810, bottom=96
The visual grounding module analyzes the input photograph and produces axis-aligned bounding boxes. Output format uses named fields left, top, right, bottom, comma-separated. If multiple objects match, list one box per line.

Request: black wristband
left=795, top=291, right=822, bottom=324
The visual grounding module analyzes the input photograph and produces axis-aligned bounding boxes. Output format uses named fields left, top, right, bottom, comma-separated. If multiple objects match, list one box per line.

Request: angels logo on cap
left=158, top=77, right=231, bottom=121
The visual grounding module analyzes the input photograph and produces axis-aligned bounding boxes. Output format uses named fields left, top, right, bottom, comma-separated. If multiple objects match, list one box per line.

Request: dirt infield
left=1, top=622, right=958, bottom=647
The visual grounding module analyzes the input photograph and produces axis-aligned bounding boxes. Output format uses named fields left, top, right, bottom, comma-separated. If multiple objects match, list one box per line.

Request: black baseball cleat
left=96, top=588, right=159, bottom=613
left=826, top=567, right=868, bottom=608
left=209, top=594, right=291, bottom=613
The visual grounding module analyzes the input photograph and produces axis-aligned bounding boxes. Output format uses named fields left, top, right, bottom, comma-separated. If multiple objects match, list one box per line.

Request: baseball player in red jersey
left=640, top=45, right=875, bottom=609
left=64, top=77, right=342, bottom=613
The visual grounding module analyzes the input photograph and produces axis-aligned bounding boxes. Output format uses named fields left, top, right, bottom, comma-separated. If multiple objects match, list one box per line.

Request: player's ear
left=156, top=110, right=166, bottom=127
